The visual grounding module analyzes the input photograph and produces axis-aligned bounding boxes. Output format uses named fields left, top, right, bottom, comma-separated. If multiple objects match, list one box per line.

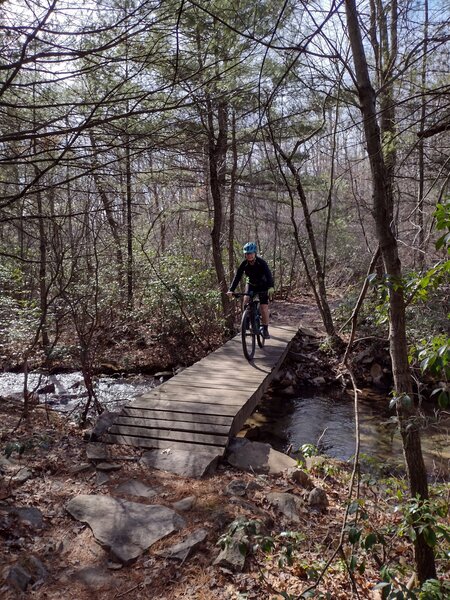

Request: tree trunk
left=416, top=0, right=429, bottom=270
left=228, top=109, right=237, bottom=280
left=125, top=136, right=133, bottom=309
left=90, top=132, right=125, bottom=297
left=345, top=0, right=436, bottom=583
left=206, top=96, right=234, bottom=331
left=35, top=169, right=50, bottom=351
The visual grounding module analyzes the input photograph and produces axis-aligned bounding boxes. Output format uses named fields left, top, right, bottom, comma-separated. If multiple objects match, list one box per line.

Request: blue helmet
left=243, top=242, right=257, bottom=255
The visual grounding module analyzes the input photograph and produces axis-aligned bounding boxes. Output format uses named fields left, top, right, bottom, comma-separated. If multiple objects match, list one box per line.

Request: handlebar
left=229, top=291, right=258, bottom=299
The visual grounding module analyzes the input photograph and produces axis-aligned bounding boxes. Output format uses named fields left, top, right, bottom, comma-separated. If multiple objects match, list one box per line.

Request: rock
left=213, top=535, right=247, bottom=572
left=312, top=376, right=326, bottom=386
left=12, top=467, right=33, bottom=484
left=308, top=487, right=328, bottom=511
left=69, top=462, right=93, bottom=475
left=224, top=480, right=247, bottom=497
left=96, top=462, right=122, bottom=472
left=287, top=468, right=314, bottom=490
left=23, top=555, right=48, bottom=582
left=305, top=456, right=326, bottom=471
left=370, top=363, right=383, bottom=385
left=0, top=455, right=15, bottom=472
left=298, top=326, right=320, bottom=338
left=155, top=528, right=208, bottom=562
left=95, top=472, right=110, bottom=487
left=227, top=439, right=297, bottom=475
left=3, top=564, right=32, bottom=591
left=115, top=479, right=158, bottom=500
left=141, top=448, right=221, bottom=478
left=266, top=492, right=303, bottom=523
left=154, top=371, right=173, bottom=378
left=172, top=496, right=196, bottom=512
left=280, top=385, right=296, bottom=396
left=229, top=496, right=269, bottom=520
left=66, top=494, right=185, bottom=563
left=89, top=411, right=121, bottom=441
left=37, top=383, right=55, bottom=395
left=86, top=443, right=110, bottom=462
left=6, top=507, right=43, bottom=529
left=70, top=566, right=113, bottom=589
left=2, top=555, right=47, bottom=591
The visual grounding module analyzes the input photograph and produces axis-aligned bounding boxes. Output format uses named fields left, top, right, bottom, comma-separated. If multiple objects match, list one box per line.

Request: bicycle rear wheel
left=241, top=308, right=255, bottom=361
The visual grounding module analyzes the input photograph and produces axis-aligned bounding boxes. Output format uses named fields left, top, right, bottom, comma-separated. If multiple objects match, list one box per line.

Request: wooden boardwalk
left=104, top=324, right=298, bottom=456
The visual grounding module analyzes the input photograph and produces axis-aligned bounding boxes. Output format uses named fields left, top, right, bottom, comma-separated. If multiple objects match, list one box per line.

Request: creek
left=1, top=371, right=448, bottom=480
left=252, top=386, right=450, bottom=481
left=0, top=371, right=158, bottom=417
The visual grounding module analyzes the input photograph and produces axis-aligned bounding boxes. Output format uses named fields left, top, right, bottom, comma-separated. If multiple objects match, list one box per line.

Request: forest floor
left=1, top=294, right=448, bottom=599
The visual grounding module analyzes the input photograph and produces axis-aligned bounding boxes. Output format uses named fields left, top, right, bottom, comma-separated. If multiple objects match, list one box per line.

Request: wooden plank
left=126, top=398, right=238, bottom=415
left=163, top=375, right=268, bottom=389
left=131, top=387, right=253, bottom=406
left=134, top=386, right=253, bottom=402
left=113, top=415, right=230, bottom=435
left=122, top=407, right=233, bottom=425
left=107, top=425, right=227, bottom=446
left=103, top=433, right=225, bottom=452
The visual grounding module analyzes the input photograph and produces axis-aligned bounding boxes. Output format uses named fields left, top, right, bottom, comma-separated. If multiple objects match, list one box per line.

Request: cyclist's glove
left=268, top=287, right=275, bottom=301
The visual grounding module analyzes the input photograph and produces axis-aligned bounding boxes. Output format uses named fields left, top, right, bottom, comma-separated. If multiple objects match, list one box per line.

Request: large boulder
left=226, top=439, right=297, bottom=474
left=66, top=494, right=185, bottom=564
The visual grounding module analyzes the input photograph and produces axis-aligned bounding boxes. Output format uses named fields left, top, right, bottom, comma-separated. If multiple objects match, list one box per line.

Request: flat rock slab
left=86, top=443, right=110, bottom=461
left=155, top=528, right=208, bottom=562
left=266, top=492, right=304, bottom=523
left=1, top=506, right=43, bottom=529
left=141, top=448, right=222, bottom=478
left=65, top=567, right=113, bottom=590
left=114, top=479, right=158, bottom=499
left=226, top=439, right=297, bottom=474
left=96, top=462, right=122, bottom=472
left=66, top=494, right=185, bottom=564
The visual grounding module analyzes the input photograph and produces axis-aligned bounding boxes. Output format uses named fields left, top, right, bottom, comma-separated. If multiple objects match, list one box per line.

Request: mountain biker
left=227, top=242, right=274, bottom=339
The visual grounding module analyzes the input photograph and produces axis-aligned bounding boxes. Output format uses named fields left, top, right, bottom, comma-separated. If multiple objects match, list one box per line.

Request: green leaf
left=438, top=391, right=449, bottom=409
left=348, top=527, right=361, bottom=544
left=423, top=527, right=437, bottom=547
left=348, top=501, right=359, bottom=515
left=238, top=541, right=248, bottom=556
left=363, top=532, right=377, bottom=549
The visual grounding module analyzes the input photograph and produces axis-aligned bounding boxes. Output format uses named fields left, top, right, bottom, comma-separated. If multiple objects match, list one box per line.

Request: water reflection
left=260, top=387, right=450, bottom=480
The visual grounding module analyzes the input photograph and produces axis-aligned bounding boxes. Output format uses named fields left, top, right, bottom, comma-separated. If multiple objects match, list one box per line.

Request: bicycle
left=232, top=292, right=265, bottom=361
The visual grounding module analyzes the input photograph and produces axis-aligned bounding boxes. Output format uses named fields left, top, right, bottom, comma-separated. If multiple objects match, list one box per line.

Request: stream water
left=256, top=386, right=450, bottom=480
left=0, top=371, right=158, bottom=417
left=1, top=372, right=448, bottom=479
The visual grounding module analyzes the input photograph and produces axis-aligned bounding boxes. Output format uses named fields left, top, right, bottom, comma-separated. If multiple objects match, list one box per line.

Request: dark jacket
left=229, top=256, right=274, bottom=291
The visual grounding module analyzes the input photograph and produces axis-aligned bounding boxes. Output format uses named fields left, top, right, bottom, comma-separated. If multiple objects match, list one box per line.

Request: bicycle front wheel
left=256, top=307, right=265, bottom=349
left=241, top=308, right=255, bottom=361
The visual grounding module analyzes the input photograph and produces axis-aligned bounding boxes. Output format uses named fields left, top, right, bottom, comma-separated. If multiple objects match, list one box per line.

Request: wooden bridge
left=104, top=324, right=298, bottom=473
